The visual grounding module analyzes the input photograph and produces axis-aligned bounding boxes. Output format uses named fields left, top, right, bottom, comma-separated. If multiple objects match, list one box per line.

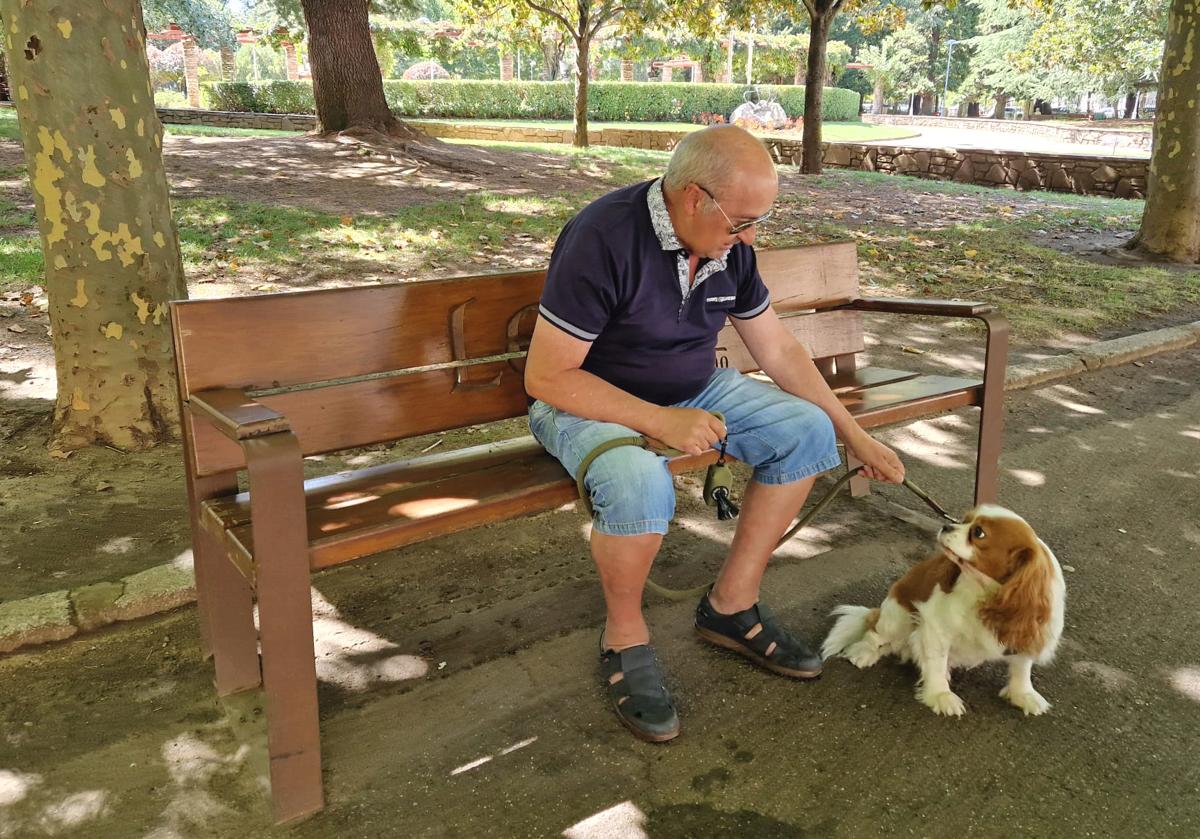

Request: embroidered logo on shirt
left=706, top=296, right=736, bottom=303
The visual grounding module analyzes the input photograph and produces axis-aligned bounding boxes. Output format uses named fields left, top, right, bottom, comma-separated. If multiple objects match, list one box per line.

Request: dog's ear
left=980, top=545, right=1052, bottom=655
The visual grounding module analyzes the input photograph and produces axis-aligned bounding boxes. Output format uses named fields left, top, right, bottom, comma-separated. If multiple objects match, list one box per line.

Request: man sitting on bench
left=523, top=124, right=906, bottom=742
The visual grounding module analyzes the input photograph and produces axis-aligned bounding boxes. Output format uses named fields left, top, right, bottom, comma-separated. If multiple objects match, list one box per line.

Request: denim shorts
left=528, top=367, right=841, bottom=536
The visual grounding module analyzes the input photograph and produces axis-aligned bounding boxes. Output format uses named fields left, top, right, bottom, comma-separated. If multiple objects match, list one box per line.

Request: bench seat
left=200, top=367, right=982, bottom=581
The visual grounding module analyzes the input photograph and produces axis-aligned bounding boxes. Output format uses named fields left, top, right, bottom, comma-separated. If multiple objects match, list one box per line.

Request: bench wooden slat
left=172, top=270, right=547, bottom=395
left=207, top=372, right=980, bottom=574
left=171, top=242, right=861, bottom=399
left=216, top=445, right=724, bottom=574
left=188, top=308, right=865, bottom=477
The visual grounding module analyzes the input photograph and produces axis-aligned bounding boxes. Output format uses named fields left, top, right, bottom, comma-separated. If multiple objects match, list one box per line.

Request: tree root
left=322, top=123, right=492, bottom=177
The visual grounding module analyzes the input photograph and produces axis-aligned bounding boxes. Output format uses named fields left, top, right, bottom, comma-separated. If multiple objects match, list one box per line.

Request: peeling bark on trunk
left=1127, top=0, right=1200, bottom=263
left=800, top=9, right=834, bottom=174
left=1, top=0, right=187, bottom=451
left=300, top=0, right=402, bottom=135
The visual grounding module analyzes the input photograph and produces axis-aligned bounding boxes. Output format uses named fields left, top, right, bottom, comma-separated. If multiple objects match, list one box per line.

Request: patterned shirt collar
left=647, top=177, right=684, bottom=252
left=646, top=177, right=729, bottom=299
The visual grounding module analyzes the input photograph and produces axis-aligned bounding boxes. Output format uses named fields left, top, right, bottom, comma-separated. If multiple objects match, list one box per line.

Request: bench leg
left=244, top=433, right=324, bottom=824
left=197, top=524, right=261, bottom=695
left=974, top=313, right=1010, bottom=505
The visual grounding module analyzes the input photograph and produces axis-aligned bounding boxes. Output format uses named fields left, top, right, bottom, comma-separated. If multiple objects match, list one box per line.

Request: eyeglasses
left=696, top=184, right=772, bottom=234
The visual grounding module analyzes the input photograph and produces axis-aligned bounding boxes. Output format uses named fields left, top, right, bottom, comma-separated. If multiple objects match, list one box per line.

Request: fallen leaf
left=95, top=481, right=114, bottom=492
left=340, top=215, right=353, bottom=226
left=7, top=324, right=26, bottom=333
left=964, top=249, right=978, bottom=258
left=901, top=345, right=925, bottom=355
left=48, top=449, right=72, bottom=460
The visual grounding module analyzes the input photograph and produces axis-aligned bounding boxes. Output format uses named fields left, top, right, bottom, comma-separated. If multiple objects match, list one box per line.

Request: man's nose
left=737, top=226, right=756, bottom=246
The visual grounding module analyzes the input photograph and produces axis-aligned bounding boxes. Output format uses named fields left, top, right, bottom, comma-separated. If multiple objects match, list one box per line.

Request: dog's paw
left=921, top=690, right=966, bottom=717
left=845, top=640, right=881, bottom=669
left=1000, top=686, right=1051, bottom=716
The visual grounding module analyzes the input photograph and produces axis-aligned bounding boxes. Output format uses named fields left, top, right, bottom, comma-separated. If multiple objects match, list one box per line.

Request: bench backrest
left=172, top=241, right=862, bottom=477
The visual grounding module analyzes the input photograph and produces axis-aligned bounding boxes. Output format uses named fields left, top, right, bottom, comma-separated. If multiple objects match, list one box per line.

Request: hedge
left=203, top=80, right=862, bottom=123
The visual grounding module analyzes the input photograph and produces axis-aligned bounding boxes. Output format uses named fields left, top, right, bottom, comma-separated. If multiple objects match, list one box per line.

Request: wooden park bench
left=169, top=241, right=1008, bottom=823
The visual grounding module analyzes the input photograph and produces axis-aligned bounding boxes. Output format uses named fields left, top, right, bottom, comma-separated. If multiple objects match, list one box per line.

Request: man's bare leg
left=707, top=476, right=817, bottom=614
left=592, top=531, right=663, bottom=651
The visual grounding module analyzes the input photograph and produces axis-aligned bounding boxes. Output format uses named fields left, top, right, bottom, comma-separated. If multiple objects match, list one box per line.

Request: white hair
left=662, top=125, right=776, bottom=196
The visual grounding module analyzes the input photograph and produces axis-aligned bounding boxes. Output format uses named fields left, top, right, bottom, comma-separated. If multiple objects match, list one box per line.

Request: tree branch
left=525, top=0, right=580, bottom=40
left=589, top=4, right=631, bottom=37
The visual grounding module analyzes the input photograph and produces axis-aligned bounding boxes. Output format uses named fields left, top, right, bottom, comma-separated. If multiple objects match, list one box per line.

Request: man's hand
left=650, top=407, right=726, bottom=455
left=846, top=432, right=905, bottom=484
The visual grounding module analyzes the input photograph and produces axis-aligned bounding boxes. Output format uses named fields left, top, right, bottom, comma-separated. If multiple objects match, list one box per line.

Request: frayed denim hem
left=590, top=518, right=671, bottom=537
left=752, top=452, right=843, bottom=485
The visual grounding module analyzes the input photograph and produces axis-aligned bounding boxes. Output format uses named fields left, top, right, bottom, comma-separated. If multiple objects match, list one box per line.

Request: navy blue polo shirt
left=539, top=179, right=770, bottom=406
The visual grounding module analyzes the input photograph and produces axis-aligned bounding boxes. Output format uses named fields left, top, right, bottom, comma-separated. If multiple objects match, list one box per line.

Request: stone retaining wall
left=407, top=119, right=690, bottom=150
left=863, top=114, right=1151, bottom=153
left=156, top=106, right=317, bottom=131
left=763, top=140, right=1148, bottom=199
left=143, top=108, right=1146, bottom=199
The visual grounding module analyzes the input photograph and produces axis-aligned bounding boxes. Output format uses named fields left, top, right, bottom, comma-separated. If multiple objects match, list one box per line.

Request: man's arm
left=731, top=306, right=905, bottom=483
left=524, top=316, right=726, bottom=456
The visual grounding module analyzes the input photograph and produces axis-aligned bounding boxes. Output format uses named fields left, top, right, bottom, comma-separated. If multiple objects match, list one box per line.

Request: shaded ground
left=1, top=350, right=1198, bottom=837
left=1, top=130, right=1198, bottom=604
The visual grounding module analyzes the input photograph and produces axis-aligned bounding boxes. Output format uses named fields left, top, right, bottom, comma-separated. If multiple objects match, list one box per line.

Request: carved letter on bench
left=450, top=298, right=503, bottom=393
left=448, top=300, right=540, bottom=392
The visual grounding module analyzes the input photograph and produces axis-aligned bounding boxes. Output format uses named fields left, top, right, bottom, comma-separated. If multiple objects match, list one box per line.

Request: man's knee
left=584, top=446, right=675, bottom=535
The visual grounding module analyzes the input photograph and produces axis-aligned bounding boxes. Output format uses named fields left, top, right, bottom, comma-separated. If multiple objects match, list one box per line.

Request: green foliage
left=203, top=79, right=863, bottom=121
left=142, top=0, right=236, bottom=50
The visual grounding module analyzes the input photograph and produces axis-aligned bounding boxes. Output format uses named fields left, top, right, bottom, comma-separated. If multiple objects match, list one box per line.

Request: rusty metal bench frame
left=169, top=242, right=1008, bottom=823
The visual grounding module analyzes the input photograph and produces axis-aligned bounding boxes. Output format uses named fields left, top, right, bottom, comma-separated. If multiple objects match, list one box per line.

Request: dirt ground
left=2, top=129, right=1200, bottom=835
left=2, top=130, right=1198, bottom=604
left=0, top=350, right=1198, bottom=837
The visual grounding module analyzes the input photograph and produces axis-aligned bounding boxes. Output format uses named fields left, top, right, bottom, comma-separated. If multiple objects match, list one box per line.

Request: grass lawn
left=415, top=117, right=920, bottom=143
left=1, top=120, right=1195, bottom=341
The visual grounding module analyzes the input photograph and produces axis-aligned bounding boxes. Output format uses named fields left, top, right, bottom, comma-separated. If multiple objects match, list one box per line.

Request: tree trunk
left=1, top=0, right=186, bottom=451
left=300, top=0, right=396, bottom=133
left=573, top=34, right=590, bottom=148
left=1123, top=90, right=1137, bottom=119
left=967, top=101, right=980, bottom=118
left=992, top=93, right=1006, bottom=119
left=219, top=44, right=235, bottom=82
left=872, top=77, right=884, bottom=115
left=541, top=34, right=562, bottom=80
left=1127, top=0, right=1199, bottom=263
left=800, top=9, right=834, bottom=174
left=0, top=46, right=10, bottom=100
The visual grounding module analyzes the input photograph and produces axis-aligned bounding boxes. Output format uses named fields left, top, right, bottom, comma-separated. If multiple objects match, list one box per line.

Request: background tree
left=1125, top=0, right=1199, bottom=263
left=461, top=0, right=693, bottom=147
left=0, top=0, right=187, bottom=451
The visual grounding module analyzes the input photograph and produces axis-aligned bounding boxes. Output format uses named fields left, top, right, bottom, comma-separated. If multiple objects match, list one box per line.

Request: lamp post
left=942, top=38, right=959, bottom=117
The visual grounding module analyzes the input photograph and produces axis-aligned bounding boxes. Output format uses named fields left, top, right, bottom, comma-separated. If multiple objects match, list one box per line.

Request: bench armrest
left=189, top=388, right=290, bottom=441
left=840, top=297, right=994, bottom=318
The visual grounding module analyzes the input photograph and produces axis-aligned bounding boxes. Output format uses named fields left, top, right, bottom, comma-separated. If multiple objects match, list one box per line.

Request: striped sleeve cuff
left=729, top=296, right=771, bottom=320
left=539, top=304, right=599, bottom=341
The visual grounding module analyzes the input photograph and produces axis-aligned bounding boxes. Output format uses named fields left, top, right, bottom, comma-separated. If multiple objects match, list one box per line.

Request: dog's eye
left=971, top=525, right=986, bottom=540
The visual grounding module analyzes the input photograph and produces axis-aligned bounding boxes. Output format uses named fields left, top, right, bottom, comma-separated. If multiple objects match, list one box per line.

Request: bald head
left=663, top=125, right=777, bottom=195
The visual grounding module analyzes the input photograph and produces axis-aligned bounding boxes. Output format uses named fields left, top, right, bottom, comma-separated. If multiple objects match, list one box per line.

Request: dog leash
left=643, top=463, right=960, bottom=602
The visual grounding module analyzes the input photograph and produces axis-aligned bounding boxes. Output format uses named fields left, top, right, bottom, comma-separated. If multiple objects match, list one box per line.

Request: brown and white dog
left=822, top=505, right=1065, bottom=716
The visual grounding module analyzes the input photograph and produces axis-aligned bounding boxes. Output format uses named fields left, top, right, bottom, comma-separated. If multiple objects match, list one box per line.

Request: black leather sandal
left=599, top=643, right=680, bottom=743
left=695, top=593, right=822, bottom=679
